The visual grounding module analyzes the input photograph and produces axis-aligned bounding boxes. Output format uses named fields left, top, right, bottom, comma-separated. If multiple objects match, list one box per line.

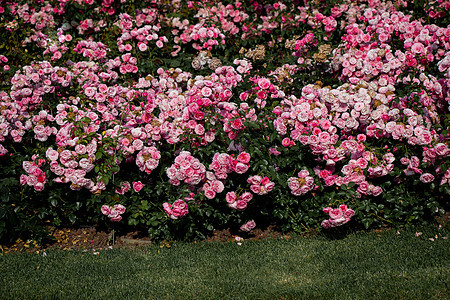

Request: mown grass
left=0, top=227, right=448, bottom=299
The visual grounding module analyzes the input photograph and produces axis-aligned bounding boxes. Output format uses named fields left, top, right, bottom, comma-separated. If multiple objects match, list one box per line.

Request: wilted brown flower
left=208, top=57, right=222, bottom=70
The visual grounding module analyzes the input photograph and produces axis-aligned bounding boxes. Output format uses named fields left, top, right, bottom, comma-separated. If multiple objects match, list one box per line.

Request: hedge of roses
left=0, top=0, right=449, bottom=242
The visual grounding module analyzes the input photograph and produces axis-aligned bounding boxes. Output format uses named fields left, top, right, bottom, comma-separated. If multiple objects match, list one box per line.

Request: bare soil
left=0, top=225, right=291, bottom=254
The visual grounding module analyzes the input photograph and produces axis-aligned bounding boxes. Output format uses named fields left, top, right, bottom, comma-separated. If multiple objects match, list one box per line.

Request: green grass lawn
left=0, top=227, right=448, bottom=299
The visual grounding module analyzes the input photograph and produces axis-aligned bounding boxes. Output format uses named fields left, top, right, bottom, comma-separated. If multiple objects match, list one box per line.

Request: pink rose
left=172, top=199, right=188, bottom=211
left=234, top=162, right=249, bottom=174
left=211, top=180, right=224, bottom=193
left=344, top=209, right=355, bottom=218
left=240, top=192, right=253, bottom=202
left=133, top=181, right=145, bottom=192
left=235, top=200, right=247, bottom=210
left=110, top=215, right=122, bottom=222
left=330, top=216, right=347, bottom=226
left=204, top=189, right=216, bottom=199
left=329, top=209, right=343, bottom=219
left=237, top=152, right=250, bottom=164
left=108, top=209, right=119, bottom=219
left=420, top=173, right=435, bottom=183
left=321, top=219, right=332, bottom=229
left=434, top=143, right=449, bottom=156
left=372, top=186, right=383, bottom=196
left=226, top=192, right=237, bottom=204
left=250, top=184, right=261, bottom=194
left=101, top=205, right=111, bottom=215
left=323, top=207, right=332, bottom=214
left=163, top=202, right=172, bottom=216
left=113, top=204, right=126, bottom=214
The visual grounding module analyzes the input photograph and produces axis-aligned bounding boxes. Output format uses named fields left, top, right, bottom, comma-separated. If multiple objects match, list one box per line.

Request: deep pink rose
left=132, top=181, right=145, bottom=192
left=237, top=152, right=250, bottom=164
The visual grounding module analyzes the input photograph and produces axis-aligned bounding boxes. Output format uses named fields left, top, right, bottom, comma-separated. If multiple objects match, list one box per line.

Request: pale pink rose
left=321, top=219, right=332, bottom=229
left=264, top=182, right=275, bottom=192
left=258, top=78, right=271, bottom=90
left=298, top=170, right=310, bottom=178
left=420, top=173, right=435, bottom=183
left=228, top=202, right=237, bottom=209
left=113, top=204, right=126, bottom=214
left=138, top=43, right=148, bottom=51
left=288, top=178, right=300, bottom=190
left=434, top=143, right=449, bottom=156
left=234, top=162, right=249, bottom=174
left=344, top=209, right=355, bottom=218
left=34, top=182, right=45, bottom=191
left=163, top=202, right=172, bottom=216
left=27, top=175, right=37, bottom=186
left=108, top=209, right=119, bottom=219
left=323, top=207, right=332, bottom=214
left=372, top=186, right=383, bottom=196
left=330, top=216, right=347, bottom=226
left=329, top=209, right=343, bottom=220
left=46, top=148, right=59, bottom=161
left=324, top=175, right=336, bottom=186
left=60, top=150, right=72, bottom=161
left=211, top=180, right=224, bottom=193
left=357, top=158, right=368, bottom=169
left=240, top=220, right=256, bottom=232
left=247, top=175, right=262, bottom=185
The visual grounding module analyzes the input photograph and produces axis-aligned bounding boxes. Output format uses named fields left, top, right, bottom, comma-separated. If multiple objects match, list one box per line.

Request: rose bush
left=0, top=0, right=448, bottom=242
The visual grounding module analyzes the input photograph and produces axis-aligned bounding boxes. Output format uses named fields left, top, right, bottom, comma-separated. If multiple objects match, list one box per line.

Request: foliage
left=0, top=0, right=449, bottom=242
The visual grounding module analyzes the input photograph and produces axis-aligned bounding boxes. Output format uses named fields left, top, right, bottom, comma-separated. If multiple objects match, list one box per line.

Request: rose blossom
left=132, top=181, right=145, bottom=192
left=420, top=173, right=435, bottom=183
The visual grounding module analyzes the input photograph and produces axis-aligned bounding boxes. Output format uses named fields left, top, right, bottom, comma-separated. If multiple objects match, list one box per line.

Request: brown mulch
left=2, top=212, right=448, bottom=254
left=0, top=224, right=292, bottom=254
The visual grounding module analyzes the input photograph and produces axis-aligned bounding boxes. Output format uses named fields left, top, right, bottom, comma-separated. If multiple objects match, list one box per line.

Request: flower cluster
left=226, top=191, right=253, bottom=210
left=136, top=146, right=161, bottom=174
left=229, top=152, right=251, bottom=174
left=101, top=204, right=126, bottom=222
left=20, top=155, right=47, bottom=191
left=163, top=199, right=189, bottom=219
left=321, top=204, right=355, bottom=229
left=166, top=151, right=206, bottom=186
left=247, top=175, right=274, bottom=195
left=1, top=0, right=449, bottom=241
left=240, top=220, right=256, bottom=232
left=287, top=170, right=315, bottom=196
